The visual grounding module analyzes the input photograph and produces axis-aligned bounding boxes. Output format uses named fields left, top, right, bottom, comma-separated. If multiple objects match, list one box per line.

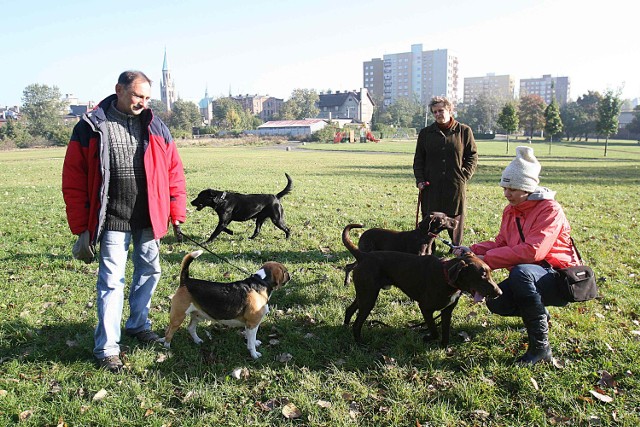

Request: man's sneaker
left=97, top=355, right=124, bottom=372
left=127, top=329, right=160, bottom=344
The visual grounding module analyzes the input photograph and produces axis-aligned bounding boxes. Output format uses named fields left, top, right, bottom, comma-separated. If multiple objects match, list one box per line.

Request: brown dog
left=343, top=212, right=458, bottom=286
left=160, top=250, right=290, bottom=359
left=342, top=224, right=501, bottom=347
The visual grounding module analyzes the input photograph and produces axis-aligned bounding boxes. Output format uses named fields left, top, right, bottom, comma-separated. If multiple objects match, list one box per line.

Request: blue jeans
left=94, top=228, right=161, bottom=359
left=486, top=264, right=569, bottom=317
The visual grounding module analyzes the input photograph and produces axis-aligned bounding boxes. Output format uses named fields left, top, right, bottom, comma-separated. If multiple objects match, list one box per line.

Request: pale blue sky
left=1, top=0, right=637, bottom=107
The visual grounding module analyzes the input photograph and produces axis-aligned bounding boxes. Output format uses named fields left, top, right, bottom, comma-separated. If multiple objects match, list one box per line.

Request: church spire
left=163, top=47, right=168, bottom=71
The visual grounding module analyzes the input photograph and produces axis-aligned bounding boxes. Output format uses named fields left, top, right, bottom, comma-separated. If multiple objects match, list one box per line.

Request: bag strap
left=570, top=237, right=584, bottom=264
left=515, top=217, right=526, bottom=242
left=517, top=216, right=585, bottom=265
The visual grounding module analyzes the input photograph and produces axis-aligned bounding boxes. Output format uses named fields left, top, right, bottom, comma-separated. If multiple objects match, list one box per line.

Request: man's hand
left=172, top=221, right=183, bottom=243
left=417, top=181, right=429, bottom=190
left=72, top=230, right=94, bottom=264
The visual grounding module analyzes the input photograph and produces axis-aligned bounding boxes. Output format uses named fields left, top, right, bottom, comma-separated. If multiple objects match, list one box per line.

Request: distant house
left=316, top=88, right=374, bottom=126
left=255, top=119, right=328, bottom=137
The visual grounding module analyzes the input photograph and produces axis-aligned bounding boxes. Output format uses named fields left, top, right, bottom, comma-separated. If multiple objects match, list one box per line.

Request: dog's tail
left=276, top=173, right=293, bottom=199
left=342, top=224, right=364, bottom=262
left=180, top=250, right=204, bottom=287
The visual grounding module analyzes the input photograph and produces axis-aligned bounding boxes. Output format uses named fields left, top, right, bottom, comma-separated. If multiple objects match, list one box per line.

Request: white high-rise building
left=363, top=43, right=459, bottom=108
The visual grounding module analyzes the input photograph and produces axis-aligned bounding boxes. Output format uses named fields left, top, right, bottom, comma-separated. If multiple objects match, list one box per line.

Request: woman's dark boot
left=516, top=304, right=553, bottom=365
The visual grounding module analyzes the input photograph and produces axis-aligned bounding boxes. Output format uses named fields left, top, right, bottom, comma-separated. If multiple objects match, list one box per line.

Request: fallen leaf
left=589, top=389, right=613, bottom=403
left=530, top=377, right=539, bottom=391
left=382, top=355, right=396, bottom=365
left=65, top=340, right=78, bottom=348
left=598, top=370, right=617, bottom=388
left=230, top=367, right=249, bottom=380
left=342, top=392, right=353, bottom=401
left=56, top=416, right=67, bottom=427
left=276, top=353, right=293, bottom=363
left=471, top=409, right=490, bottom=419
left=316, top=400, right=331, bottom=408
left=0, top=390, right=7, bottom=397
left=349, top=401, right=360, bottom=419
left=92, top=389, right=108, bottom=401
left=282, top=402, right=302, bottom=419
left=19, top=410, right=33, bottom=421
left=458, top=331, right=471, bottom=342
left=80, top=405, right=90, bottom=413
left=144, top=408, right=154, bottom=417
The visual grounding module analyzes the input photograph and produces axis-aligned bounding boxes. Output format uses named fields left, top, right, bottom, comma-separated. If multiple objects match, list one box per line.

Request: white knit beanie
left=500, top=146, right=541, bottom=192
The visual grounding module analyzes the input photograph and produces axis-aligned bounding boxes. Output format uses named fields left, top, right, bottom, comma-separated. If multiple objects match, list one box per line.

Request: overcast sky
left=2, top=0, right=637, bottom=107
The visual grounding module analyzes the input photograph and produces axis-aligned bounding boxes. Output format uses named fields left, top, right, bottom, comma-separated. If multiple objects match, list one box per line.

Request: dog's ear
left=447, top=257, right=468, bottom=283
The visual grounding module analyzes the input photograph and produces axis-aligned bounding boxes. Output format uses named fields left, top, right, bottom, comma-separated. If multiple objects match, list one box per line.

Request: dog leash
left=176, top=229, right=252, bottom=276
left=414, top=181, right=430, bottom=229
left=438, top=237, right=455, bottom=249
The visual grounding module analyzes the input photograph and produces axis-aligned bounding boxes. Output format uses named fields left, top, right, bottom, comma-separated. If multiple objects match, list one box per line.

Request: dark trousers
left=487, top=264, right=569, bottom=317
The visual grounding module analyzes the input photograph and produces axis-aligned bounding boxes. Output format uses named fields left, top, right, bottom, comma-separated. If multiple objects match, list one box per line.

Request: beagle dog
left=160, top=250, right=290, bottom=359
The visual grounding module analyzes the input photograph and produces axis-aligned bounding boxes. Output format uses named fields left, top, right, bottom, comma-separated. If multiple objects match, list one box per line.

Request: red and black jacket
left=62, top=94, right=186, bottom=244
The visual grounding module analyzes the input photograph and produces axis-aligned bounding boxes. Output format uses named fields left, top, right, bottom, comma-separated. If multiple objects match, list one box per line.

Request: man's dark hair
left=117, top=70, right=152, bottom=88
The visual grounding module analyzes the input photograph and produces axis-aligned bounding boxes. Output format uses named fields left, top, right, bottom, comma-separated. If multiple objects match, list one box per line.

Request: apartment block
left=519, top=74, right=570, bottom=105
left=463, top=73, right=516, bottom=104
left=232, top=94, right=284, bottom=121
left=363, top=43, right=458, bottom=108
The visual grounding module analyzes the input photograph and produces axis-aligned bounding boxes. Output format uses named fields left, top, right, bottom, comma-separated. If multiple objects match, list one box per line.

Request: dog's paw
left=193, top=337, right=204, bottom=345
left=255, top=339, right=262, bottom=347
left=250, top=350, right=262, bottom=359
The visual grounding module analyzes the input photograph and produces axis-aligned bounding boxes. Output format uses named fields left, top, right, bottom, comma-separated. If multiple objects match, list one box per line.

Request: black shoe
left=127, top=329, right=160, bottom=344
left=97, top=355, right=124, bottom=372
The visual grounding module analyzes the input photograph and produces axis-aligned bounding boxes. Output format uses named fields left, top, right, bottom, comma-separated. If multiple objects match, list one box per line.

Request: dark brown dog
left=342, top=224, right=501, bottom=347
left=159, top=250, right=290, bottom=359
left=192, top=173, right=292, bottom=243
left=343, top=212, right=458, bottom=286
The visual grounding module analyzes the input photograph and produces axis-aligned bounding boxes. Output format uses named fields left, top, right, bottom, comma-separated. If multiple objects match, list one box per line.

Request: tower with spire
left=160, top=48, right=176, bottom=112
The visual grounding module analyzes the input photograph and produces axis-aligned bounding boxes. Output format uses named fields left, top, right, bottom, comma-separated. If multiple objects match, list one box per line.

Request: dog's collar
left=215, top=192, right=227, bottom=203
left=441, top=259, right=458, bottom=290
left=251, top=274, right=270, bottom=288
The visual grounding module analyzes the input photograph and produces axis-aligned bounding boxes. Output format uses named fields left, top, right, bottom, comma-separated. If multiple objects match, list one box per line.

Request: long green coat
left=413, top=120, right=477, bottom=217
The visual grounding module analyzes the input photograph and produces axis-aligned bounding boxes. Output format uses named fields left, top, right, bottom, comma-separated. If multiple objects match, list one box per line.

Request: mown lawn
left=0, top=138, right=639, bottom=426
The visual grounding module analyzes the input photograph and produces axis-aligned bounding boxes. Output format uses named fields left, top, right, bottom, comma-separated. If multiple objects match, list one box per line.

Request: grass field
left=0, top=138, right=639, bottom=426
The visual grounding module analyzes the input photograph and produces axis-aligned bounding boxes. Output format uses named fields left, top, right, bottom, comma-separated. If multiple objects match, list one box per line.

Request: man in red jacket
left=454, top=146, right=579, bottom=365
left=62, top=70, right=186, bottom=372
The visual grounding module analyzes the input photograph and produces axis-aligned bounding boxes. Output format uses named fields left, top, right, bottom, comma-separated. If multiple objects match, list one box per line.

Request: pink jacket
left=470, top=189, right=579, bottom=270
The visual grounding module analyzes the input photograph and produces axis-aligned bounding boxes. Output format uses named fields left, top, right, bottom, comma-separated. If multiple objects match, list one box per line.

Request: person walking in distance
left=62, top=70, right=187, bottom=372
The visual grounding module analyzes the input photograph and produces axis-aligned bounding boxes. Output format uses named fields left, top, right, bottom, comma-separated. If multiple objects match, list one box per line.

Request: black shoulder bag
left=516, top=218, right=598, bottom=302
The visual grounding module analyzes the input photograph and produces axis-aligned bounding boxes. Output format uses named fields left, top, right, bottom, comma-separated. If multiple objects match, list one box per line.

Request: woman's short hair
left=429, top=96, right=453, bottom=112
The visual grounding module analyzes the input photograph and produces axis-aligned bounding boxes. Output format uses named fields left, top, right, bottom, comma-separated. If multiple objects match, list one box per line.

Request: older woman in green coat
left=413, top=96, right=477, bottom=248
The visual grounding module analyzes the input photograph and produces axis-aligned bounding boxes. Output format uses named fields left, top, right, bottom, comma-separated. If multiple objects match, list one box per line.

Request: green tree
left=169, top=99, right=201, bottom=135
left=149, top=99, right=170, bottom=123
left=560, top=102, right=588, bottom=141
left=518, top=94, right=546, bottom=138
left=544, top=99, right=563, bottom=153
left=596, top=89, right=622, bottom=157
left=213, top=97, right=244, bottom=130
left=497, top=102, right=519, bottom=153
left=0, top=118, right=31, bottom=147
left=457, top=93, right=502, bottom=134
left=21, top=83, right=65, bottom=138
left=576, top=91, right=602, bottom=141
left=280, top=89, right=319, bottom=120
left=387, top=97, right=421, bottom=129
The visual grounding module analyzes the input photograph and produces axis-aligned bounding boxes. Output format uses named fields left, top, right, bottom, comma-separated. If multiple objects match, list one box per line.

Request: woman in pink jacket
left=454, top=146, right=580, bottom=365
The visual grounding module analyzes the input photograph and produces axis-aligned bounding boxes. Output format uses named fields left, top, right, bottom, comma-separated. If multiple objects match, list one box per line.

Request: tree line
left=2, top=83, right=638, bottom=154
